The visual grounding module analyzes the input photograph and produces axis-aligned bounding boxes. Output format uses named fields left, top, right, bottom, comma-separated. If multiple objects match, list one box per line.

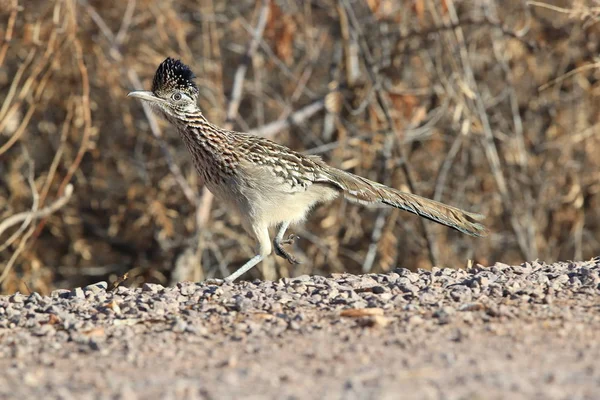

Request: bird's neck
left=171, top=107, right=240, bottom=179
left=169, top=108, right=227, bottom=137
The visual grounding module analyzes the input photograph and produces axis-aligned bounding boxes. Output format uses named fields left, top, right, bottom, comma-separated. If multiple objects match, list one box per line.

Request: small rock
left=458, top=303, right=485, bottom=312
left=171, top=318, right=188, bottom=333
left=104, top=300, right=121, bottom=314
left=9, top=293, right=24, bottom=303
left=84, top=282, right=107, bottom=294
left=396, top=281, right=418, bottom=295
left=433, top=306, right=456, bottom=324
left=462, top=312, right=474, bottom=323
left=449, top=285, right=472, bottom=303
left=185, top=324, right=208, bottom=335
left=553, top=274, right=569, bottom=285
left=292, top=275, right=311, bottom=282
left=395, top=268, right=419, bottom=283
left=115, top=286, right=130, bottom=295
left=340, top=308, right=384, bottom=318
left=177, top=283, right=196, bottom=296
left=23, top=371, right=40, bottom=386
left=407, top=315, right=424, bottom=325
left=371, top=286, right=386, bottom=294
left=512, top=263, right=533, bottom=275
left=356, top=315, right=391, bottom=328
left=228, top=295, right=252, bottom=312
left=331, top=297, right=347, bottom=305
left=478, top=276, right=490, bottom=287
left=72, top=287, right=85, bottom=299
left=26, top=292, right=43, bottom=304
left=32, top=324, right=55, bottom=337
left=288, top=320, right=301, bottom=330
left=142, top=283, right=163, bottom=293
left=290, top=283, right=307, bottom=294
left=94, top=293, right=108, bottom=303
left=419, top=291, right=438, bottom=305
left=378, top=292, right=393, bottom=302
left=487, top=283, right=504, bottom=298
left=51, top=289, right=71, bottom=299
left=493, top=262, right=511, bottom=271
left=88, top=339, right=102, bottom=351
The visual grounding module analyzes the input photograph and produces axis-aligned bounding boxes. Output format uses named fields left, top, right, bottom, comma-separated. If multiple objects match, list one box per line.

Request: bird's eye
left=172, top=92, right=182, bottom=101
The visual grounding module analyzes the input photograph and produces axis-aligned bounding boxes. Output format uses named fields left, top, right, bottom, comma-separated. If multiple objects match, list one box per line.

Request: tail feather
left=324, top=168, right=487, bottom=237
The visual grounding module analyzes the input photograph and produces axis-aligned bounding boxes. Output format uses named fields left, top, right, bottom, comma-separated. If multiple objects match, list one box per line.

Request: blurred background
left=0, top=0, right=599, bottom=294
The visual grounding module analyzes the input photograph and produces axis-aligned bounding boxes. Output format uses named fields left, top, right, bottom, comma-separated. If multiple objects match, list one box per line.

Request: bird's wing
left=234, top=135, right=336, bottom=193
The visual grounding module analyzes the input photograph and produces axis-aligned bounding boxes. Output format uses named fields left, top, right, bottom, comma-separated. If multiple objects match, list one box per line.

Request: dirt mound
left=1, top=258, right=598, bottom=398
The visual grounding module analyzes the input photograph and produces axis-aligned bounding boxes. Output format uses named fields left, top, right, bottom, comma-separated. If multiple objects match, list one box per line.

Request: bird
left=128, top=57, right=487, bottom=283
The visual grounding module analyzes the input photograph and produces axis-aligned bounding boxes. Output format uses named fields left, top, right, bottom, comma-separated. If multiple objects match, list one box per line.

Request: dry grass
left=1, top=0, right=599, bottom=294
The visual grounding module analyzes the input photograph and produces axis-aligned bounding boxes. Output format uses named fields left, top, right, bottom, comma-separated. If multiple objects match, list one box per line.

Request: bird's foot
left=275, top=246, right=301, bottom=265
left=274, top=234, right=301, bottom=265
left=279, top=233, right=299, bottom=246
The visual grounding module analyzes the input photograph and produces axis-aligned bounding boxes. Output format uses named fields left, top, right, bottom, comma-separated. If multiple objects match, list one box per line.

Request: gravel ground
left=1, top=258, right=599, bottom=400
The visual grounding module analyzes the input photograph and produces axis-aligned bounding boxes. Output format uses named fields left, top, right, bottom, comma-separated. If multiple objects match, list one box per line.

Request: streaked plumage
left=129, top=58, right=487, bottom=283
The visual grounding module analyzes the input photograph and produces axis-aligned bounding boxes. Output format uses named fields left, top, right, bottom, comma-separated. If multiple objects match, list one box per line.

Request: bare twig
left=79, top=0, right=198, bottom=205
left=0, top=185, right=73, bottom=239
left=0, top=147, right=38, bottom=252
left=527, top=0, right=600, bottom=22
left=341, top=0, right=440, bottom=268
left=388, top=17, right=538, bottom=54
left=225, top=0, right=270, bottom=125
left=538, top=62, right=600, bottom=92
left=29, top=1, right=92, bottom=247
left=248, top=99, right=325, bottom=137
left=57, top=3, right=92, bottom=200
left=0, top=150, right=74, bottom=285
left=433, top=129, right=465, bottom=202
left=78, top=0, right=117, bottom=42
left=432, top=0, right=533, bottom=259
left=115, top=0, right=136, bottom=45
left=0, top=0, right=19, bottom=67
left=0, top=50, right=35, bottom=124
left=361, top=209, right=390, bottom=273
left=38, top=99, right=74, bottom=212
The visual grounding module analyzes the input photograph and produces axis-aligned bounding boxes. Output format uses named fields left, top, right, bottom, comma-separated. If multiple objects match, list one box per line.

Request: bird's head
left=128, top=58, right=200, bottom=119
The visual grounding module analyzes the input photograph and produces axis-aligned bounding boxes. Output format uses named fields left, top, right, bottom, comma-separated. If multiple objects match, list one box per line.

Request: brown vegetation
left=1, top=0, right=599, bottom=294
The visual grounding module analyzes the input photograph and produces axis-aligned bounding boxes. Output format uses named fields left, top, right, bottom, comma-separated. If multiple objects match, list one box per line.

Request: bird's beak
left=127, top=90, right=162, bottom=104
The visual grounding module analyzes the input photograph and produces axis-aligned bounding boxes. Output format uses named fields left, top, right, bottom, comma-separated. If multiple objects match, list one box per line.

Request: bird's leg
left=205, top=253, right=267, bottom=286
left=226, top=254, right=267, bottom=283
left=206, top=225, right=271, bottom=284
left=273, top=221, right=301, bottom=265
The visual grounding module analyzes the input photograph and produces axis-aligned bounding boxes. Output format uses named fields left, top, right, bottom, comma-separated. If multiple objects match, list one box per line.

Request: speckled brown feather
left=133, top=58, right=488, bottom=282
left=319, top=168, right=487, bottom=237
left=150, top=57, right=487, bottom=236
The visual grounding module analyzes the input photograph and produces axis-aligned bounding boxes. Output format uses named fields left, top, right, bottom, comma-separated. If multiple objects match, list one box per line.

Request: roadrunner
left=129, top=58, right=487, bottom=283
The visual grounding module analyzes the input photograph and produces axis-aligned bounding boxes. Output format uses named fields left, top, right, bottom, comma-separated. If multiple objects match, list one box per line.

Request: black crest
left=152, top=58, right=198, bottom=95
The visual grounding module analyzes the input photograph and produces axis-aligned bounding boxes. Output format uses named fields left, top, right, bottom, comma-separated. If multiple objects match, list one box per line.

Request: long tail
left=324, top=168, right=487, bottom=237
